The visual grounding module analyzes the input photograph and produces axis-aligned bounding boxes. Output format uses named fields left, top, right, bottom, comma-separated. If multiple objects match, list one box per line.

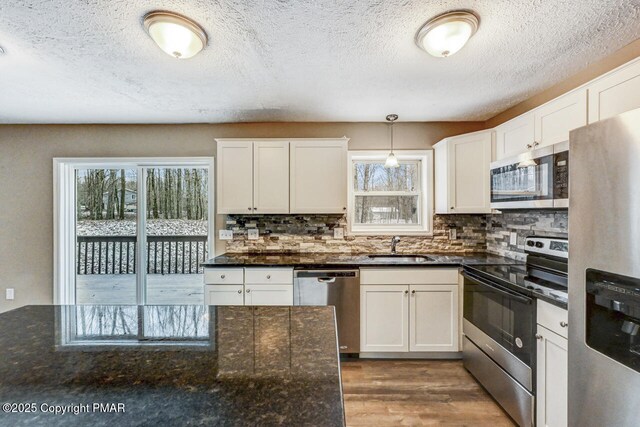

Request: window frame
left=347, top=150, right=433, bottom=236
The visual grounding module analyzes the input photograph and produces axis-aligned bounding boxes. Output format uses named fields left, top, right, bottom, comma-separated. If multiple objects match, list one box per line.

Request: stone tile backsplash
left=224, top=214, right=487, bottom=254
left=222, top=210, right=569, bottom=260
left=485, top=209, right=568, bottom=261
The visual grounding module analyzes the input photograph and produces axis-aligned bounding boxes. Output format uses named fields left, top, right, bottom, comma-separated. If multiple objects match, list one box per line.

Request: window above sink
left=347, top=151, right=433, bottom=236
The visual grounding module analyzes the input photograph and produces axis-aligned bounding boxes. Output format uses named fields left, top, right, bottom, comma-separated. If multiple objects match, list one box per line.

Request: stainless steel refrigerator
left=569, top=108, right=640, bottom=426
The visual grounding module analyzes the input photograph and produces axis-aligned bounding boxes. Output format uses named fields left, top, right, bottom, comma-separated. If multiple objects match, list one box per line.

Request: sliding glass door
left=55, top=158, right=214, bottom=306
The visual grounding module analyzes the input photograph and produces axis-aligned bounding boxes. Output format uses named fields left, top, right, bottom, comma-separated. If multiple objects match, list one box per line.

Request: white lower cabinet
left=536, top=300, right=568, bottom=427
left=204, top=284, right=244, bottom=306
left=360, top=268, right=459, bottom=353
left=245, top=284, right=293, bottom=306
left=204, top=268, right=293, bottom=306
left=409, top=285, right=459, bottom=352
left=360, top=285, right=410, bottom=352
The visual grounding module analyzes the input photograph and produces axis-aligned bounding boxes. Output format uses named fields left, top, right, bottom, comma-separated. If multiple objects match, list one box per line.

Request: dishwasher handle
left=316, top=277, right=336, bottom=283
left=294, top=270, right=359, bottom=279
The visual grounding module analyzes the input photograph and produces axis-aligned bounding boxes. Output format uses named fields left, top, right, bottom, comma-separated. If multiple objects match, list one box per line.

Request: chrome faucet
left=391, top=236, right=401, bottom=254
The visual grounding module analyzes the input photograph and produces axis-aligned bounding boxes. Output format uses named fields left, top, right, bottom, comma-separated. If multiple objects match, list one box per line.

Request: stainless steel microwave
left=490, top=141, right=568, bottom=209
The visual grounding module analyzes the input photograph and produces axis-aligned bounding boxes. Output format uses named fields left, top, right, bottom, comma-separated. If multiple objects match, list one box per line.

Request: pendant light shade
left=385, top=114, right=400, bottom=169
left=144, top=11, right=207, bottom=59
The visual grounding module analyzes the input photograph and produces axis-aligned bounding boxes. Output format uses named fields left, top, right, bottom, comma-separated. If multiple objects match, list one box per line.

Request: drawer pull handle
left=560, top=321, right=568, bottom=328
left=220, top=274, right=226, bottom=279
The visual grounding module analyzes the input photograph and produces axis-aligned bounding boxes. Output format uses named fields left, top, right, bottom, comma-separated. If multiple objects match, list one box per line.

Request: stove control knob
left=526, top=241, right=535, bottom=247
left=535, top=241, right=544, bottom=248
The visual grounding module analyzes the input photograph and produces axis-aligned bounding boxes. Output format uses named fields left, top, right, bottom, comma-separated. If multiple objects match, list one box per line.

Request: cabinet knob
left=343, top=207, right=347, bottom=210
left=535, top=334, right=543, bottom=340
left=404, top=290, right=409, bottom=295
left=411, top=290, right=416, bottom=296
left=237, top=290, right=242, bottom=294
left=450, top=207, right=454, bottom=210
left=253, top=207, right=257, bottom=210
left=220, top=274, right=225, bottom=279
left=248, top=207, right=252, bottom=211
left=560, top=321, right=568, bottom=328
left=266, top=275, right=271, bottom=279
left=526, top=144, right=532, bottom=149
left=246, top=289, right=251, bottom=293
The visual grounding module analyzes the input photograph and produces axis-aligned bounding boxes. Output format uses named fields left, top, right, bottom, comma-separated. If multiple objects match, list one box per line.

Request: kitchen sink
left=367, top=254, right=435, bottom=263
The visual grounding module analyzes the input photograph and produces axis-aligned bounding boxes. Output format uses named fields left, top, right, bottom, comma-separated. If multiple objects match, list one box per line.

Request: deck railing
left=76, top=235, right=208, bottom=275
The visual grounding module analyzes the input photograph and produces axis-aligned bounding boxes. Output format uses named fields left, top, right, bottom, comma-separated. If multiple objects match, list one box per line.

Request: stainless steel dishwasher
left=293, top=269, right=360, bottom=353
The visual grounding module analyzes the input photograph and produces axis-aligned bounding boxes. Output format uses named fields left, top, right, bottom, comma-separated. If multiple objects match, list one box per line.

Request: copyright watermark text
left=2, top=402, right=125, bottom=415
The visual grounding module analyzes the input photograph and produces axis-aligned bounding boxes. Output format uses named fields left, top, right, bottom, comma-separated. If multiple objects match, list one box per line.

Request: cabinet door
left=535, top=89, right=587, bottom=147
left=217, top=141, right=253, bottom=214
left=495, top=113, right=535, bottom=160
left=588, top=60, right=640, bottom=123
left=245, top=284, right=293, bottom=306
left=409, top=284, right=459, bottom=352
left=360, top=285, right=409, bottom=352
left=290, top=140, right=347, bottom=213
left=536, top=325, right=568, bottom=427
left=204, top=284, right=244, bottom=305
left=253, top=141, right=290, bottom=214
left=447, top=131, right=492, bottom=213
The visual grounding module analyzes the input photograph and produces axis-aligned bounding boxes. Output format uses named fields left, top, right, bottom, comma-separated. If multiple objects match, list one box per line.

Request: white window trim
left=53, top=157, right=215, bottom=306
left=347, top=150, right=433, bottom=236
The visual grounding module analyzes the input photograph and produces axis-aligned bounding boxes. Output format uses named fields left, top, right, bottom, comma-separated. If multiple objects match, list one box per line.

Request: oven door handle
left=462, top=271, right=533, bottom=305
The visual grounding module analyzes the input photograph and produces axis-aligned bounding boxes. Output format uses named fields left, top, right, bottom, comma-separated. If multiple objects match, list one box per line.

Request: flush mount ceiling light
left=143, top=11, right=207, bottom=59
left=415, top=10, right=479, bottom=58
left=384, top=114, right=400, bottom=169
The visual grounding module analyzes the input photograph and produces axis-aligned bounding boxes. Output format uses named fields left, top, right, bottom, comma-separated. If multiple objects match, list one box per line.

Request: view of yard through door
left=74, top=165, right=209, bottom=305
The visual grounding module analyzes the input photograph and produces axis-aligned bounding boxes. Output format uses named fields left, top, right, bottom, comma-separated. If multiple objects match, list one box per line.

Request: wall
left=223, top=214, right=487, bottom=254
left=0, top=121, right=483, bottom=313
left=485, top=210, right=568, bottom=261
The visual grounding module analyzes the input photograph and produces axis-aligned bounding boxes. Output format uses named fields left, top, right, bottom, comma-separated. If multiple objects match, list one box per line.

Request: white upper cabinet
left=253, top=141, right=290, bottom=214
left=588, top=59, right=640, bottom=123
left=495, top=112, right=535, bottom=160
left=434, top=130, right=493, bottom=214
left=534, top=89, right=587, bottom=146
left=217, top=141, right=254, bottom=214
left=290, top=139, right=348, bottom=214
left=216, top=138, right=348, bottom=214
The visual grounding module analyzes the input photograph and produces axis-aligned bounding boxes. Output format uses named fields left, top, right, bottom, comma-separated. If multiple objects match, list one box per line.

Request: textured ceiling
left=1, top=0, right=639, bottom=124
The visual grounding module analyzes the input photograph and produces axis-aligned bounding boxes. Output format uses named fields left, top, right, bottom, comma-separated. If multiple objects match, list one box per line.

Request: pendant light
left=415, top=10, right=479, bottom=58
left=384, top=114, right=400, bottom=168
left=143, top=11, right=208, bottom=59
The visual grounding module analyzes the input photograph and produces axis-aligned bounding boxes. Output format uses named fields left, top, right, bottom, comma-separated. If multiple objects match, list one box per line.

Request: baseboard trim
left=358, top=352, right=462, bottom=360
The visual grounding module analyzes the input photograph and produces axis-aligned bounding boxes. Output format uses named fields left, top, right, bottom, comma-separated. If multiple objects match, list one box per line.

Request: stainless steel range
left=461, top=236, right=568, bottom=427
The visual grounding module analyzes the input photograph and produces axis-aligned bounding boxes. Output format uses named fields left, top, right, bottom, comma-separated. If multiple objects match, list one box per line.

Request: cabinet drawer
left=204, top=268, right=244, bottom=284
left=537, top=300, right=568, bottom=339
left=245, top=268, right=293, bottom=285
left=360, top=268, right=459, bottom=285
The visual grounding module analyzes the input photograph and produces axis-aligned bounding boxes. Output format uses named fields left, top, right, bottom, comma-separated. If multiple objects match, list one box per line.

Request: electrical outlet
left=248, top=229, right=259, bottom=240
left=510, top=232, right=518, bottom=246
left=333, top=227, right=344, bottom=239
left=6, top=288, right=14, bottom=300
left=219, top=230, right=233, bottom=240
left=449, top=228, right=457, bottom=240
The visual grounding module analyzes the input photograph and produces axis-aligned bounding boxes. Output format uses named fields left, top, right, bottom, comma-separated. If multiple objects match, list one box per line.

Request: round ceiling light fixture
left=143, top=11, right=207, bottom=59
left=415, top=10, right=479, bottom=58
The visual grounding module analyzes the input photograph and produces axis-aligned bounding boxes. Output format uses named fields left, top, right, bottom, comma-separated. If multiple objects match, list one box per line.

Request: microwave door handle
left=463, top=272, right=532, bottom=304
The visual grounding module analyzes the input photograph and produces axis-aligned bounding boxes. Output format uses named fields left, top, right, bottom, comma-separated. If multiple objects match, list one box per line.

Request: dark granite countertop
left=0, top=305, right=344, bottom=427
left=202, top=252, right=523, bottom=269
left=462, top=264, right=568, bottom=309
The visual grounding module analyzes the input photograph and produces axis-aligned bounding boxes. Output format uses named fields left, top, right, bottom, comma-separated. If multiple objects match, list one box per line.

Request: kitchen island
left=0, top=305, right=344, bottom=427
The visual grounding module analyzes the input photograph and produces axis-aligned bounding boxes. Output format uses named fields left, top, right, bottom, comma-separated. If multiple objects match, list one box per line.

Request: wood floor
left=341, top=359, right=515, bottom=426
